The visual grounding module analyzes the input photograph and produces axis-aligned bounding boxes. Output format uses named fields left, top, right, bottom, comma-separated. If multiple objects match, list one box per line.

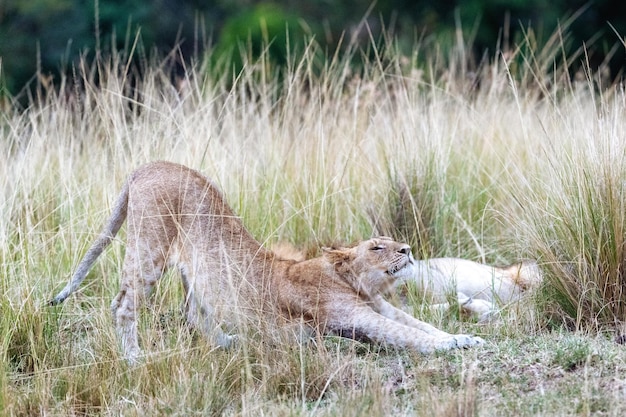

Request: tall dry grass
left=2, top=28, right=626, bottom=415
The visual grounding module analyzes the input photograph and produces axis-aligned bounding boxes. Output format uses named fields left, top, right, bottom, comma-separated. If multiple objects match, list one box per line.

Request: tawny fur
left=51, top=161, right=483, bottom=362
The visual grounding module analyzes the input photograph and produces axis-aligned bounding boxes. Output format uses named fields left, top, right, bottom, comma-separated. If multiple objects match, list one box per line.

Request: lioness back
left=125, top=161, right=261, bottom=256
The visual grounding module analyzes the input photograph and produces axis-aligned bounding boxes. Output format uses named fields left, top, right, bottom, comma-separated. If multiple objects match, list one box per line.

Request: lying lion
left=50, top=161, right=483, bottom=362
left=397, top=258, right=543, bottom=321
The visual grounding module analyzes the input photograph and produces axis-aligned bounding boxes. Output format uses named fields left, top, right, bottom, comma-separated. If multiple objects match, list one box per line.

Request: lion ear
left=322, top=247, right=355, bottom=268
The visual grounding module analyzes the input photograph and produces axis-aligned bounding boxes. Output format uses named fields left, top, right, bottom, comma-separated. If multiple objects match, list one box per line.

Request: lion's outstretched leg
left=334, top=304, right=483, bottom=354
left=373, top=296, right=485, bottom=348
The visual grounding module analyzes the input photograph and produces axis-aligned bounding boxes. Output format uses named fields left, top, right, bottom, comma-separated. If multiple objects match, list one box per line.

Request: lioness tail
left=49, top=181, right=129, bottom=305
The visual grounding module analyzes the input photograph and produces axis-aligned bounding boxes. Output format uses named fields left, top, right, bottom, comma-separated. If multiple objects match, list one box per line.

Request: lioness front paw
left=431, top=334, right=485, bottom=353
left=453, top=334, right=484, bottom=349
left=431, top=337, right=460, bottom=352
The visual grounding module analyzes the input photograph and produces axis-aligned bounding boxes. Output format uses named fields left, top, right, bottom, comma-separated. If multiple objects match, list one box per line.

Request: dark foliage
left=1, top=0, right=624, bottom=97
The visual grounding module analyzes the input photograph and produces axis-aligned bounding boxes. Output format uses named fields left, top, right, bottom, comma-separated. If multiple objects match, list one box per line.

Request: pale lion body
left=51, top=161, right=483, bottom=362
left=399, top=258, right=543, bottom=321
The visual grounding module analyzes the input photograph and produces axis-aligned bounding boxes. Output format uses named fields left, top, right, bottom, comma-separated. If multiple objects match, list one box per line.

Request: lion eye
left=371, top=245, right=385, bottom=251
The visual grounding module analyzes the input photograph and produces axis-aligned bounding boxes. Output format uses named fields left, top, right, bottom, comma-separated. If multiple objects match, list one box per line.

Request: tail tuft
left=48, top=294, right=65, bottom=306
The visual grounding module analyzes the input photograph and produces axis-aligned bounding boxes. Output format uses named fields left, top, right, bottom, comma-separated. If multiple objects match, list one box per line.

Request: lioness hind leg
left=457, top=292, right=496, bottom=322
left=110, top=288, right=141, bottom=362
left=111, top=246, right=167, bottom=363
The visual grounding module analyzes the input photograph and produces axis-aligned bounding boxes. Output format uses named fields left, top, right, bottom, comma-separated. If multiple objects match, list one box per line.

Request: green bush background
left=1, top=0, right=625, bottom=95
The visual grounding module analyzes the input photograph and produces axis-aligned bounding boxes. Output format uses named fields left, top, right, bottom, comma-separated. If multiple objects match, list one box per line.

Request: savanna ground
left=2, top=32, right=626, bottom=416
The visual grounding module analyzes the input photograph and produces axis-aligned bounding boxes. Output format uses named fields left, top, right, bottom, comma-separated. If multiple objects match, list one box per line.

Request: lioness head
left=322, top=236, right=414, bottom=297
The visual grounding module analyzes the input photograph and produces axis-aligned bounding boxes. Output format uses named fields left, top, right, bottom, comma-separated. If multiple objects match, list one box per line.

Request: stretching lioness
left=51, top=161, right=483, bottom=362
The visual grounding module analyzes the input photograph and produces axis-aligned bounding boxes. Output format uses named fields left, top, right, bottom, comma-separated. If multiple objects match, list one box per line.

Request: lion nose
left=398, top=245, right=411, bottom=256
